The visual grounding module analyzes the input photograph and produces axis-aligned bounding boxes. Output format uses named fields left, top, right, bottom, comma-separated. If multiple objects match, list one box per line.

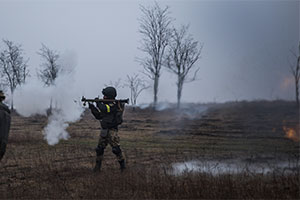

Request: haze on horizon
left=0, top=0, right=299, bottom=104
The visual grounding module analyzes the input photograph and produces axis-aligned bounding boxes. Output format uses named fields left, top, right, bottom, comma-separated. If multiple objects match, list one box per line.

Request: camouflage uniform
left=96, top=128, right=124, bottom=163
left=89, top=87, right=125, bottom=172
left=0, top=91, right=11, bottom=161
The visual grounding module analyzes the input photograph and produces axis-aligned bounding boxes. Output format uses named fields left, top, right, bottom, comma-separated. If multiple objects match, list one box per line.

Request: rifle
left=81, top=96, right=129, bottom=106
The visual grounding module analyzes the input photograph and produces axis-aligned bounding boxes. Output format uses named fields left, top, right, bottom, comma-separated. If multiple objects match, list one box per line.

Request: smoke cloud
left=171, top=160, right=299, bottom=176
left=13, top=54, right=84, bottom=145
left=137, top=102, right=209, bottom=119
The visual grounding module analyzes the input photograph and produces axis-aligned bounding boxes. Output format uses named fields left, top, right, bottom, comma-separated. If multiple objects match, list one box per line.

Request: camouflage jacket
left=0, top=102, right=10, bottom=114
left=0, top=102, right=11, bottom=145
left=90, top=102, right=118, bottom=129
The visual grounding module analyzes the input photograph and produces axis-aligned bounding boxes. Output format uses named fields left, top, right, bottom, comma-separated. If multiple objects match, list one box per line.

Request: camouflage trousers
left=95, top=129, right=125, bottom=162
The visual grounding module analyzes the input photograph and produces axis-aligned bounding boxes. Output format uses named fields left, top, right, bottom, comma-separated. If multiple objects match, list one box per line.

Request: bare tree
left=289, top=42, right=300, bottom=109
left=165, top=25, right=203, bottom=108
left=0, top=39, right=29, bottom=110
left=37, top=43, right=61, bottom=112
left=0, top=76, right=6, bottom=92
left=138, top=2, right=172, bottom=108
left=37, top=43, right=61, bottom=86
left=125, top=74, right=149, bottom=109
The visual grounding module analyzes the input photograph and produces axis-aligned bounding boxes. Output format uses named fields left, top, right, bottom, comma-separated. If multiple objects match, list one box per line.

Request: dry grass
left=0, top=100, right=299, bottom=199
left=0, top=155, right=299, bottom=199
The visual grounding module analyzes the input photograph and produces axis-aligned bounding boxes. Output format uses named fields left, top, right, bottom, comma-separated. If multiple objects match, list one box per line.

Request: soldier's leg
left=108, top=129, right=126, bottom=171
left=0, top=139, right=6, bottom=161
left=94, top=132, right=108, bottom=172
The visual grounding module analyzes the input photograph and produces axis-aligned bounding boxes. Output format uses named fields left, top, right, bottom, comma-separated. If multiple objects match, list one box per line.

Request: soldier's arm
left=89, top=104, right=103, bottom=120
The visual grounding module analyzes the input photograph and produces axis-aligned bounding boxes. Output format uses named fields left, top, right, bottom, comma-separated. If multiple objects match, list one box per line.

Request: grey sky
left=0, top=0, right=299, bottom=103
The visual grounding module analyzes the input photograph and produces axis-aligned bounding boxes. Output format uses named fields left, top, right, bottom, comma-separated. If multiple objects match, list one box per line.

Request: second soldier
left=0, top=90, right=11, bottom=161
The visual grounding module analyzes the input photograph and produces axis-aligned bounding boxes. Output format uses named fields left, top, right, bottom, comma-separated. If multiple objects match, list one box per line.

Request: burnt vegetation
left=0, top=101, right=299, bottom=199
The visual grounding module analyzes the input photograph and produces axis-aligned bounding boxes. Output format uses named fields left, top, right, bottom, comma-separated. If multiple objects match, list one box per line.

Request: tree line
left=0, top=2, right=202, bottom=110
left=0, top=41, right=65, bottom=110
left=0, top=39, right=148, bottom=111
left=1, top=2, right=299, bottom=110
left=138, top=2, right=203, bottom=108
left=107, top=2, right=204, bottom=109
left=137, top=3, right=300, bottom=109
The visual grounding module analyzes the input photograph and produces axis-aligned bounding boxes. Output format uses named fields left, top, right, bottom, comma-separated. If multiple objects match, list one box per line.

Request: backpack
left=115, top=101, right=125, bottom=125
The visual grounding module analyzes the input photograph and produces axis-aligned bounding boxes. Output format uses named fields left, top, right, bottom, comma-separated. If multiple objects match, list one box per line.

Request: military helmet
left=0, top=90, right=5, bottom=99
left=102, top=86, right=117, bottom=99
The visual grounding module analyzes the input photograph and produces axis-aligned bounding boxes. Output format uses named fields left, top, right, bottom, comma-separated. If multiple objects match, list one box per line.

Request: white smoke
left=137, top=102, right=209, bottom=118
left=13, top=53, right=84, bottom=145
left=44, top=110, right=70, bottom=145
left=12, top=79, right=51, bottom=117
left=137, top=102, right=172, bottom=111
left=155, top=102, right=172, bottom=111
left=171, top=160, right=300, bottom=176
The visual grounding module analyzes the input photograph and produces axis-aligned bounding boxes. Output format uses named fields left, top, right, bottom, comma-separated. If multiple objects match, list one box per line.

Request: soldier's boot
left=118, top=159, right=126, bottom=172
left=112, top=146, right=125, bottom=171
left=94, top=145, right=105, bottom=172
left=93, top=160, right=102, bottom=173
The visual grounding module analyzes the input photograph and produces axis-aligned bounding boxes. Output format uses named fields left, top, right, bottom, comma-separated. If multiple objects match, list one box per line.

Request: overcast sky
left=0, top=0, right=299, bottom=103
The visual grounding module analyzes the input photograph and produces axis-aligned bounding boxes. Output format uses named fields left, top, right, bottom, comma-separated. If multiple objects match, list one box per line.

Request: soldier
left=88, top=87, right=126, bottom=172
left=0, top=90, right=11, bottom=161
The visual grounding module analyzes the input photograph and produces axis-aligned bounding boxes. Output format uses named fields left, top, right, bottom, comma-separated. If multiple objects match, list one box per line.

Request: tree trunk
left=10, top=91, right=14, bottom=111
left=10, top=99, right=13, bottom=111
left=296, top=78, right=299, bottom=108
left=153, top=76, right=159, bottom=108
left=50, top=98, right=53, bottom=110
left=133, top=98, right=137, bottom=111
left=177, top=77, right=183, bottom=109
left=296, top=56, right=300, bottom=110
left=130, top=89, right=133, bottom=107
left=296, top=82, right=299, bottom=130
left=47, top=98, right=53, bottom=116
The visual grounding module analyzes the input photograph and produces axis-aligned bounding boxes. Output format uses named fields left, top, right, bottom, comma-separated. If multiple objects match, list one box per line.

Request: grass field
left=0, top=100, right=299, bottom=199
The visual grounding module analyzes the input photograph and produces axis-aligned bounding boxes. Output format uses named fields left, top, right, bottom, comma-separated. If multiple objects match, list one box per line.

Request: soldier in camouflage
left=88, top=87, right=126, bottom=172
left=0, top=90, right=11, bottom=161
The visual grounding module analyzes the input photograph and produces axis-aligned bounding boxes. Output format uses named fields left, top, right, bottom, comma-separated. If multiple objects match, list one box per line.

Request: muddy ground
left=0, top=100, right=299, bottom=199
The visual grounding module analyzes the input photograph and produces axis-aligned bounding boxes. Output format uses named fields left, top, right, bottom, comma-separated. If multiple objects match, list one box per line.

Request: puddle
left=171, top=160, right=299, bottom=176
